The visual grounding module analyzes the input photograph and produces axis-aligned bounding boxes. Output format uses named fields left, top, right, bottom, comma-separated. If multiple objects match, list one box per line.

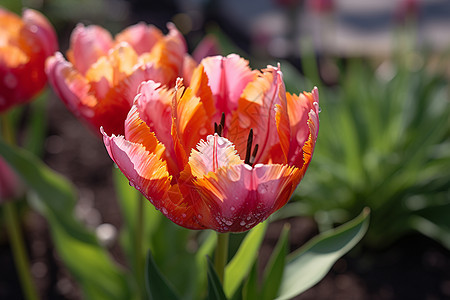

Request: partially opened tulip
left=102, top=54, right=319, bottom=232
left=0, top=7, right=57, bottom=113
left=46, top=22, right=196, bottom=136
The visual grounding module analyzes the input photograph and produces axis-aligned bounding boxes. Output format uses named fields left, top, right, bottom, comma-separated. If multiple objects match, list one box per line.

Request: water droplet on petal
left=230, top=206, right=236, bottom=211
left=161, top=207, right=168, bottom=215
left=240, top=220, right=246, bottom=226
left=217, top=137, right=225, bottom=146
left=199, top=127, right=207, bottom=135
left=181, top=213, right=187, bottom=218
left=225, top=220, right=233, bottom=226
left=197, top=214, right=203, bottom=220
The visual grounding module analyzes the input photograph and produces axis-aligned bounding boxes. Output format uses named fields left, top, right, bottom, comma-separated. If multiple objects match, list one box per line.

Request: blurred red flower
left=102, top=54, right=319, bottom=232
left=0, top=8, right=57, bottom=113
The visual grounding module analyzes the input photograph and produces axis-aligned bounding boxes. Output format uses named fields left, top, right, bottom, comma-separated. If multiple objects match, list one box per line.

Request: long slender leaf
left=276, top=208, right=370, bottom=300
left=145, top=250, right=181, bottom=300
left=224, top=221, right=267, bottom=298
left=262, top=224, right=290, bottom=300
left=0, top=139, right=131, bottom=300
left=207, top=257, right=228, bottom=300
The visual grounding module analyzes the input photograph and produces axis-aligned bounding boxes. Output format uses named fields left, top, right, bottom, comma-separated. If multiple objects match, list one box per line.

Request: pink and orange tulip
left=46, top=22, right=196, bottom=136
left=0, top=7, right=57, bottom=113
left=102, top=54, right=319, bottom=232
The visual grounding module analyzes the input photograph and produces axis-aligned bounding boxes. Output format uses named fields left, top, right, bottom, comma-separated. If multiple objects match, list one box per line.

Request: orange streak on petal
left=189, top=134, right=243, bottom=179
left=102, top=130, right=171, bottom=206
left=189, top=64, right=216, bottom=118
left=194, top=163, right=301, bottom=232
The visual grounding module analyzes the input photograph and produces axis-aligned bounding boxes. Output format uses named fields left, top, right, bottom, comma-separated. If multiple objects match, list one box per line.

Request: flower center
left=213, top=112, right=258, bottom=166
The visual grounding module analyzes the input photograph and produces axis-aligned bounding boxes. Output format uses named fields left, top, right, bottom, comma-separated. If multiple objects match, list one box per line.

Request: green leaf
left=261, top=224, right=290, bottom=300
left=410, top=203, right=450, bottom=249
left=242, top=261, right=259, bottom=300
left=224, top=221, right=268, bottom=298
left=0, top=139, right=131, bottom=300
left=145, top=250, right=181, bottom=300
left=276, top=208, right=370, bottom=300
left=206, top=257, right=228, bottom=300
left=195, top=231, right=217, bottom=298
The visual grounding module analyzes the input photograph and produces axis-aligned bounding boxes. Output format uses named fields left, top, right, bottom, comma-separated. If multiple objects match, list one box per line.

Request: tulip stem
left=3, top=202, right=39, bottom=300
left=214, top=232, right=229, bottom=284
left=1, top=114, right=39, bottom=300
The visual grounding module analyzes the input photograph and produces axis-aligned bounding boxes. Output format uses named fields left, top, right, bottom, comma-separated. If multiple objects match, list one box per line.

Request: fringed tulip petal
left=229, top=66, right=289, bottom=164
left=286, top=87, right=320, bottom=168
left=201, top=54, right=256, bottom=117
left=172, top=79, right=213, bottom=159
left=188, top=134, right=243, bottom=178
left=194, top=163, right=302, bottom=232
left=102, top=130, right=171, bottom=208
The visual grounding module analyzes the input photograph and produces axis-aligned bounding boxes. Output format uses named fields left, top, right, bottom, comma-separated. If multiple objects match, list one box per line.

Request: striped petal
left=286, top=87, right=319, bottom=168
left=201, top=54, right=256, bottom=117
left=194, top=163, right=302, bottom=232
left=102, top=129, right=171, bottom=208
left=228, top=65, right=289, bottom=164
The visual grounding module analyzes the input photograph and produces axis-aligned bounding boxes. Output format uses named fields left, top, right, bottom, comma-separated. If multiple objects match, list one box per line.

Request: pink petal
left=115, top=22, right=163, bottom=55
left=192, top=35, right=220, bottom=63
left=188, top=134, right=243, bottom=178
left=201, top=54, right=256, bottom=117
left=68, top=24, right=113, bottom=75
left=102, top=130, right=171, bottom=206
left=194, top=163, right=302, bottom=232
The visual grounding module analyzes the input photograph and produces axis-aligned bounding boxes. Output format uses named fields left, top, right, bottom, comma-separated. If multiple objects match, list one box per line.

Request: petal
left=125, top=104, right=179, bottom=175
left=67, top=24, right=113, bottom=75
left=286, top=87, right=319, bottom=168
left=134, top=80, right=175, bottom=154
left=102, top=130, right=171, bottom=207
left=194, top=163, right=302, bottom=232
left=22, top=9, right=58, bottom=57
left=115, top=22, right=163, bottom=55
left=228, top=65, right=289, bottom=164
left=192, top=35, right=220, bottom=63
left=45, top=52, right=97, bottom=114
left=189, top=134, right=243, bottom=179
left=201, top=54, right=256, bottom=117
left=102, top=128, right=204, bottom=230
left=171, top=79, right=213, bottom=166
left=188, top=63, right=216, bottom=119
left=140, top=23, right=186, bottom=86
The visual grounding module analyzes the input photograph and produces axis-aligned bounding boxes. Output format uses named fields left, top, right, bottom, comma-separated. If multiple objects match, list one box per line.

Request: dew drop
left=199, top=127, right=207, bottom=135
left=161, top=207, right=168, bottom=215
left=225, top=220, right=233, bottom=226
left=230, top=206, right=236, bottom=211
left=197, top=214, right=203, bottom=220
left=223, top=226, right=229, bottom=231
left=240, top=220, right=246, bottom=226
left=247, top=216, right=252, bottom=221
left=181, top=213, right=187, bottom=218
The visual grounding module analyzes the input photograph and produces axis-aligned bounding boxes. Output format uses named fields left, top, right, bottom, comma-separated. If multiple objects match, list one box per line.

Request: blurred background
left=1, top=0, right=449, bottom=299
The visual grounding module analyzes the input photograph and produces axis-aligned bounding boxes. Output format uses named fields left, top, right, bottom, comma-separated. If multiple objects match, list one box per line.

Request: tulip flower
left=0, top=7, right=57, bottom=113
left=102, top=54, right=319, bottom=232
left=46, top=22, right=196, bottom=136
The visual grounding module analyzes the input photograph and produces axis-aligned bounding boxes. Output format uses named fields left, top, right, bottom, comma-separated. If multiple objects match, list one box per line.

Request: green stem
left=135, top=193, right=145, bottom=299
left=1, top=114, right=39, bottom=300
left=214, top=232, right=229, bottom=284
left=3, top=202, right=39, bottom=300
